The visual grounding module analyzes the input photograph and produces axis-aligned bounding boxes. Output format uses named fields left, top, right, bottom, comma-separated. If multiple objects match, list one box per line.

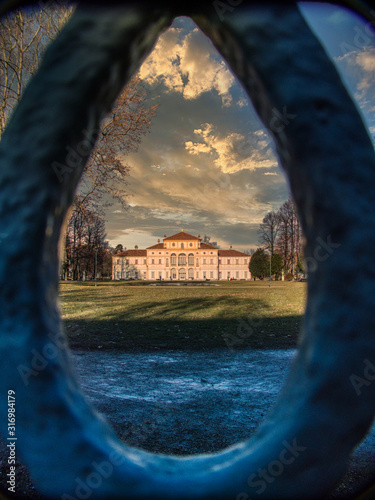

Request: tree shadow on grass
left=65, top=316, right=302, bottom=352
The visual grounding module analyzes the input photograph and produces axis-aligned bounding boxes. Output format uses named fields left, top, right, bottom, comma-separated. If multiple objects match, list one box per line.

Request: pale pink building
left=112, top=231, right=251, bottom=281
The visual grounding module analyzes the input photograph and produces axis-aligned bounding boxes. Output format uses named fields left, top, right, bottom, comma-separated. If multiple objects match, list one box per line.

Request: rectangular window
left=203, top=272, right=206, bottom=279
left=227, top=259, right=230, bottom=265
left=159, top=259, right=162, bottom=264
left=244, top=259, right=247, bottom=264
left=210, top=258, right=213, bottom=264
left=135, top=259, right=138, bottom=265
left=236, top=258, right=239, bottom=265
left=196, top=271, right=199, bottom=278
left=219, top=272, right=222, bottom=279
left=166, top=271, right=169, bottom=279
left=210, top=271, right=213, bottom=278
left=203, top=258, right=206, bottom=264
left=151, top=271, right=155, bottom=279
left=244, top=272, right=247, bottom=279
left=227, top=272, right=230, bottom=278
left=159, top=272, right=162, bottom=278
left=218, top=259, right=221, bottom=264
left=151, top=259, right=154, bottom=264
left=144, top=259, right=146, bottom=265
left=236, top=271, right=239, bottom=279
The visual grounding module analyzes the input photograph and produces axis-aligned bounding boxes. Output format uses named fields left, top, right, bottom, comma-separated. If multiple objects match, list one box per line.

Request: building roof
left=200, top=242, right=218, bottom=249
left=219, top=249, right=249, bottom=257
left=163, top=231, right=200, bottom=241
left=113, top=233, right=249, bottom=258
left=147, top=243, right=164, bottom=250
left=116, top=249, right=147, bottom=257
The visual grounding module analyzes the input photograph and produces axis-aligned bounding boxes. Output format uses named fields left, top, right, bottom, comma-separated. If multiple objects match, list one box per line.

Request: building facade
left=112, top=231, right=251, bottom=281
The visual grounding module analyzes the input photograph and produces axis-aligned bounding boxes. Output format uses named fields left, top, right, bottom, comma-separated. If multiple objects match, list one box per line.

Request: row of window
left=116, top=257, right=247, bottom=265
left=148, top=270, right=249, bottom=279
left=115, top=270, right=249, bottom=280
left=151, top=250, right=215, bottom=255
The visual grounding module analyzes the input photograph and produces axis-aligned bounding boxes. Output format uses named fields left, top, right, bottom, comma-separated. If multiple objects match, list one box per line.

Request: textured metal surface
left=0, top=2, right=375, bottom=499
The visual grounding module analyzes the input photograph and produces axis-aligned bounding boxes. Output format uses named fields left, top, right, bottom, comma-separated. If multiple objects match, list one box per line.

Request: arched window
left=188, top=253, right=194, bottom=265
left=188, top=268, right=194, bottom=279
left=178, top=253, right=186, bottom=265
left=170, top=268, right=177, bottom=279
left=179, top=268, right=186, bottom=280
left=170, top=253, right=176, bottom=265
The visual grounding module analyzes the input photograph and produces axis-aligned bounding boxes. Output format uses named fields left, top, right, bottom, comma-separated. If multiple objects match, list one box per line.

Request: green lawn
left=59, top=280, right=307, bottom=351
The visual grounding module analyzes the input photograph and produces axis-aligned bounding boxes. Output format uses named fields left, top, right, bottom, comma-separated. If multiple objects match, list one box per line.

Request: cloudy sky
left=105, top=3, right=375, bottom=251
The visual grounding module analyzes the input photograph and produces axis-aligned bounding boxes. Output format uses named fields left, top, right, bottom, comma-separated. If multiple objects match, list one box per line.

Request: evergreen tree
left=249, top=248, right=269, bottom=280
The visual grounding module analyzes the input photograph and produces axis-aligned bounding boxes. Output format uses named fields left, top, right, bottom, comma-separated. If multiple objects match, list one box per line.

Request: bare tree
left=1, top=6, right=159, bottom=279
left=0, top=5, right=72, bottom=134
left=258, top=210, right=281, bottom=255
left=244, top=248, right=256, bottom=256
left=275, top=196, right=303, bottom=274
left=78, top=74, right=158, bottom=211
left=64, top=197, right=110, bottom=280
left=1, top=8, right=157, bottom=211
left=257, top=196, right=303, bottom=275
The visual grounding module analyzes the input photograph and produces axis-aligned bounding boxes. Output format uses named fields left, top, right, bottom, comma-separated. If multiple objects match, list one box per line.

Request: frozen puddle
left=71, top=347, right=375, bottom=497
left=72, top=349, right=296, bottom=407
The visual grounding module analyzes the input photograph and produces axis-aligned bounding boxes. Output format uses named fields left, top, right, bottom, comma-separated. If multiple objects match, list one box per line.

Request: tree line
left=250, top=196, right=304, bottom=280
left=1, top=6, right=157, bottom=280
left=61, top=198, right=111, bottom=280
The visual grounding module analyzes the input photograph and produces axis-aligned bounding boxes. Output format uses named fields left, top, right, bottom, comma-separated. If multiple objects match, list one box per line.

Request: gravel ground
left=1, top=348, right=375, bottom=499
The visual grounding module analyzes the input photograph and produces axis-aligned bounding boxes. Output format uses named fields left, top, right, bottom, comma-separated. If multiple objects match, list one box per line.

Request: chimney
left=157, top=239, right=160, bottom=243
left=135, top=245, right=138, bottom=249
left=230, top=245, right=232, bottom=249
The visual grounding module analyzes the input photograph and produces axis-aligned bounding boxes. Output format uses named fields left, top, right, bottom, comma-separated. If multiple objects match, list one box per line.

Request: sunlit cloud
left=237, top=97, right=249, bottom=108
left=140, top=25, right=235, bottom=106
left=185, top=123, right=277, bottom=173
left=356, top=50, right=375, bottom=72
left=334, top=46, right=375, bottom=123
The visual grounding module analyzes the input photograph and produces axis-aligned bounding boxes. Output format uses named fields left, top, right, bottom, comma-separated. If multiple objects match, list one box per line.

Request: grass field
left=59, top=280, right=307, bottom=351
